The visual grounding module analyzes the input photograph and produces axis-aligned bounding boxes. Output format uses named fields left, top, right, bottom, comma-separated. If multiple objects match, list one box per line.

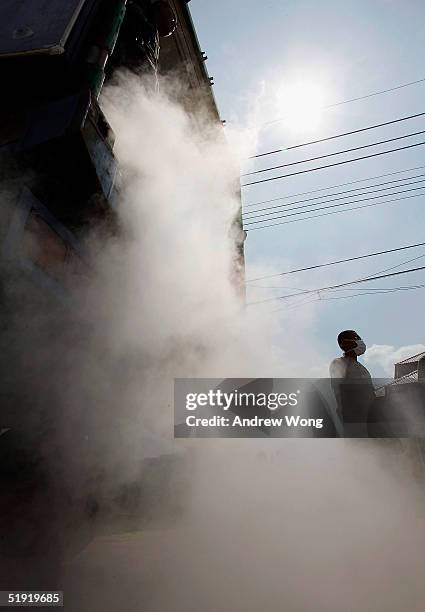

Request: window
left=23, top=211, right=68, bottom=281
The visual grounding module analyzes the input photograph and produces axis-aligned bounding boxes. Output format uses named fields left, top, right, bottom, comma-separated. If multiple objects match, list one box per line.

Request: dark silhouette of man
left=330, top=330, right=375, bottom=435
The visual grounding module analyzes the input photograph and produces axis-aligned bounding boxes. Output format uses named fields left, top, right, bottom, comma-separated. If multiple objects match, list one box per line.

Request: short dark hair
left=337, top=329, right=358, bottom=349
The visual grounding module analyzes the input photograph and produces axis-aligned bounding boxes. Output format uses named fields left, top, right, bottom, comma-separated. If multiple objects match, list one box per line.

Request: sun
left=277, top=80, right=325, bottom=133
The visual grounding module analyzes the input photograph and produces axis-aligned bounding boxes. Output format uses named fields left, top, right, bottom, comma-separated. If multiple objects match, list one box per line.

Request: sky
left=189, top=0, right=425, bottom=376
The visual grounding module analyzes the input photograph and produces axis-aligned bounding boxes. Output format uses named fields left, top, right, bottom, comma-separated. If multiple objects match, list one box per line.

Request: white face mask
left=352, top=339, right=366, bottom=356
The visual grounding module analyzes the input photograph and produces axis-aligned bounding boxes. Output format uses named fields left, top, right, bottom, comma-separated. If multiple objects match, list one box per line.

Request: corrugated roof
left=395, top=351, right=425, bottom=365
left=391, top=370, right=418, bottom=385
left=375, top=370, right=419, bottom=395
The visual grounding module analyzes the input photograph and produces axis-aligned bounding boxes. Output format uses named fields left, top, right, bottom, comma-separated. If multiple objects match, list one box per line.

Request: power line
left=244, top=192, right=425, bottom=231
left=244, top=185, right=425, bottom=226
left=248, top=265, right=425, bottom=306
left=242, top=130, right=425, bottom=178
left=282, top=285, right=425, bottom=311
left=249, top=283, right=423, bottom=292
left=248, top=111, right=425, bottom=160
left=362, top=252, right=425, bottom=280
left=248, top=252, right=425, bottom=294
left=273, top=283, right=425, bottom=313
left=243, top=164, right=425, bottom=208
left=243, top=174, right=425, bottom=218
left=261, top=77, right=425, bottom=128
left=241, top=140, right=425, bottom=187
left=332, top=249, right=425, bottom=300
left=325, top=284, right=425, bottom=296
left=244, top=180, right=425, bottom=221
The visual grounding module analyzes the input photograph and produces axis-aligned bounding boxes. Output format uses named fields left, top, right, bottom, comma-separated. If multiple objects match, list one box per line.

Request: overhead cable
left=247, top=265, right=425, bottom=306
left=273, top=283, right=425, bottom=313
left=248, top=111, right=425, bottom=159
left=242, top=130, right=425, bottom=177
left=241, top=141, right=425, bottom=187
left=244, top=192, right=425, bottom=231
left=244, top=185, right=425, bottom=226
left=243, top=175, right=425, bottom=218
left=243, top=164, right=425, bottom=208
left=246, top=241, right=425, bottom=282
left=261, top=77, right=425, bottom=128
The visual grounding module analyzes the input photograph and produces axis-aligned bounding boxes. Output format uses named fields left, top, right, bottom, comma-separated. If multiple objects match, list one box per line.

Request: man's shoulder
left=330, top=357, right=344, bottom=366
left=329, top=356, right=346, bottom=378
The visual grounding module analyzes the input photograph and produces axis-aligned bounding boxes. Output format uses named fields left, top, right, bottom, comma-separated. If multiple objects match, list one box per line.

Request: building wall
left=159, top=0, right=221, bottom=122
left=394, top=361, right=418, bottom=380
left=159, top=0, right=246, bottom=297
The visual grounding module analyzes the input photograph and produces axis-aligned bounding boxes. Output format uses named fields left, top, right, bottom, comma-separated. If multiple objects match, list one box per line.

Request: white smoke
left=58, top=74, right=425, bottom=612
left=67, top=440, right=425, bottom=612
left=91, top=72, right=322, bottom=387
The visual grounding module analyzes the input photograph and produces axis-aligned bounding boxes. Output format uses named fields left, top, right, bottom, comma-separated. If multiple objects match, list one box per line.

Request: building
left=0, top=0, right=244, bottom=308
left=375, top=351, right=425, bottom=397
left=393, top=351, right=425, bottom=384
left=0, top=0, right=244, bottom=580
left=372, top=350, right=425, bottom=442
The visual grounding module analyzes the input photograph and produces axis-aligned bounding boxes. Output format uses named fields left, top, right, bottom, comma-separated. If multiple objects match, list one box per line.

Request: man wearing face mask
left=330, top=330, right=375, bottom=435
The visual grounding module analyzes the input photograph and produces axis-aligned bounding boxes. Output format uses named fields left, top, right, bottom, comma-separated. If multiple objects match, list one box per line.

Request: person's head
left=337, top=330, right=366, bottom=356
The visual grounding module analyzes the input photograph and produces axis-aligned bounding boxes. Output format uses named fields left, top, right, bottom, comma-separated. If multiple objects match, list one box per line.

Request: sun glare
left=277, top=80, right=325, bottom=133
